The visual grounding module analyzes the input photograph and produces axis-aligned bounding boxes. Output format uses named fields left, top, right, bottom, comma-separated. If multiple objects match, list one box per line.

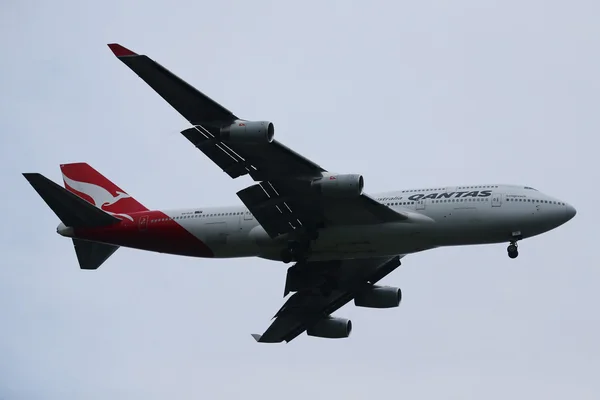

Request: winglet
left=251, top=334, right=263, bottom=342
left=107, top=43, right=137, bottom=57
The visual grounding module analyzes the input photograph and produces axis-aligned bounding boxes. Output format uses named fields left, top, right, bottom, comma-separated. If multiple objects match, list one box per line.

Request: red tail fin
left=60, top=163, right=148, bottom=214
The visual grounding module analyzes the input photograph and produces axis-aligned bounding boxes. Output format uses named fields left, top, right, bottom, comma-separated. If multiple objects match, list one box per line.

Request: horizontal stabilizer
left=23, top=173, right=120, bottom=227
left=72, top=239, right=119, bottom=270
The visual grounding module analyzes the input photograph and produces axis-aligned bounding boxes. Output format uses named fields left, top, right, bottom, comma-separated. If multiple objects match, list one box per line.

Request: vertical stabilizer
left=60, top=163, right=148, bottom=215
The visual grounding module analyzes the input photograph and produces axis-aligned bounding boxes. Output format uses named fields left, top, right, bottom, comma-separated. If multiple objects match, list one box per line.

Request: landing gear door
left=492, top=193, right=502, bottom=207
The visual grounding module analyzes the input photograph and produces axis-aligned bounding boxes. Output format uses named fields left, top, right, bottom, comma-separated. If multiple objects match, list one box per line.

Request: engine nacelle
left=306, top=316, right=352, bottom=339
left=354, top=285, right=402, bottom=309
left=311, top=174, right=364, bottom=198
left=220, top=120, right=274, bottom=143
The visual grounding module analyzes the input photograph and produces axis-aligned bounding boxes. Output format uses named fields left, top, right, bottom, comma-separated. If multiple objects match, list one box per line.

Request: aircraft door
left=240, top=210, right=255, bottom=232
left=138, top=215, right=148, bottom=231
left=492, top=193, right=502, bottom=207
left=416, top=199, right=426, bottom=210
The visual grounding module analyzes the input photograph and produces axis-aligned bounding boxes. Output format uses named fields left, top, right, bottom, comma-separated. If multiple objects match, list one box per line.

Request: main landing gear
left=280, top=230, right=320, bottom=264
left=280, top=241, right=308, bottom=263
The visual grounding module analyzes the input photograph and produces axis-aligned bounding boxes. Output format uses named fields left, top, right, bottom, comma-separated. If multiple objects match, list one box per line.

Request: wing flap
left=181, top=127, right=251, bottom=179
left=182, top=126, right=325, bottom=181
left=237, top=184, right=295, bottom=237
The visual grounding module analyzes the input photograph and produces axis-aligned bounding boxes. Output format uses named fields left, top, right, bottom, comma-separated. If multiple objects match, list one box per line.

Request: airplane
left=22, top=43, right=577, bottom=343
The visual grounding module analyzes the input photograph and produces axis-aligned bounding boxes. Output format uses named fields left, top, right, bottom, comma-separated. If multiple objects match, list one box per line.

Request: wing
left=253, top=255, right=403, bottom=343
left=236, top=181, right=413, bottom=238
left=108, top=43, right=324, bottom=181
left=108, top=43, right=415, bottom=237
left=107, top=44, right=237, bottom=125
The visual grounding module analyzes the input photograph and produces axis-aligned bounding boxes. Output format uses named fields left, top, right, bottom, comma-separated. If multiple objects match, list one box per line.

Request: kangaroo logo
left=62, top=174, right=134, bottom=221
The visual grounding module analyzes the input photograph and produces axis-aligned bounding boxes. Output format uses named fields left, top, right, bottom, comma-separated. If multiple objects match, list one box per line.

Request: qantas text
left=407, top=190, right=492, bottom=201
left=377, top=190, right=493, bottom=202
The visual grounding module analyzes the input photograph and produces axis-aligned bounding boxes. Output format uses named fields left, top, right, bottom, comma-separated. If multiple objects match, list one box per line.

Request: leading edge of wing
left=107, top=43, right=238, bottom=125
left=360, top=194, right=436, bottom=224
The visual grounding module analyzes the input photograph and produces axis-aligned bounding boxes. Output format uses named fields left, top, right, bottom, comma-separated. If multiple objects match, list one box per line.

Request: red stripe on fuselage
left=74, top=210, right=214, bottom=257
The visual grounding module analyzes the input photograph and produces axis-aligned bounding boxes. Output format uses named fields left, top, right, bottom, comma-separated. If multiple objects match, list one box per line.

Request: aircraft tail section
left=60, top=162, right=148, bottom=215
left=23, top=173, right=121, bottom=228
left=23, top=172, right=123, bottom=270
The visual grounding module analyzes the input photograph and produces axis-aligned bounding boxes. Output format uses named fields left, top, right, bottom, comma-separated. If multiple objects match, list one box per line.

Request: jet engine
left=220, top=120, right=274, bottom=143
left=306, top=316, right=352, bottom=339
left=311, top=174, right=364, bottom=198
left=354, top=285, right=402, bottom=309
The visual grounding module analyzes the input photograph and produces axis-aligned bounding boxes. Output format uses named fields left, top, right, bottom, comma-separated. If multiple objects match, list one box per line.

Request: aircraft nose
left=565, top=203, right=577, bottom=221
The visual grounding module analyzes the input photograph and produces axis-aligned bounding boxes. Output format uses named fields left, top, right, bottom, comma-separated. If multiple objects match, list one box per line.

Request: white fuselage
left=139, top=184, right=575, bottom=262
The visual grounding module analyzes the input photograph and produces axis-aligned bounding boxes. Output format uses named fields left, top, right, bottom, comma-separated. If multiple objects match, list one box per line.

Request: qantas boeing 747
left=23, top=44, right=576, bottom=343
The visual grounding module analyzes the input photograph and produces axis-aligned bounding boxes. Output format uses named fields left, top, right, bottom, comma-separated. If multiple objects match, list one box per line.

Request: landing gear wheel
left=281, top=240, right=311, bottom=264
left=507, top=243, right=519, bottom=259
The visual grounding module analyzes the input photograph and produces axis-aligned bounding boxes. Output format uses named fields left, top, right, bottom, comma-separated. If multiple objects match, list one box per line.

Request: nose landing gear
left=507, top=242, right=519, bottom=259
left=507, top=231, right=521, bottom=259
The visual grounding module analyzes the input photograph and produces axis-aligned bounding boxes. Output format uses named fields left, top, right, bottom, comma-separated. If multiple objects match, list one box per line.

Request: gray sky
left=1, top=0, right=598, bottom=398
